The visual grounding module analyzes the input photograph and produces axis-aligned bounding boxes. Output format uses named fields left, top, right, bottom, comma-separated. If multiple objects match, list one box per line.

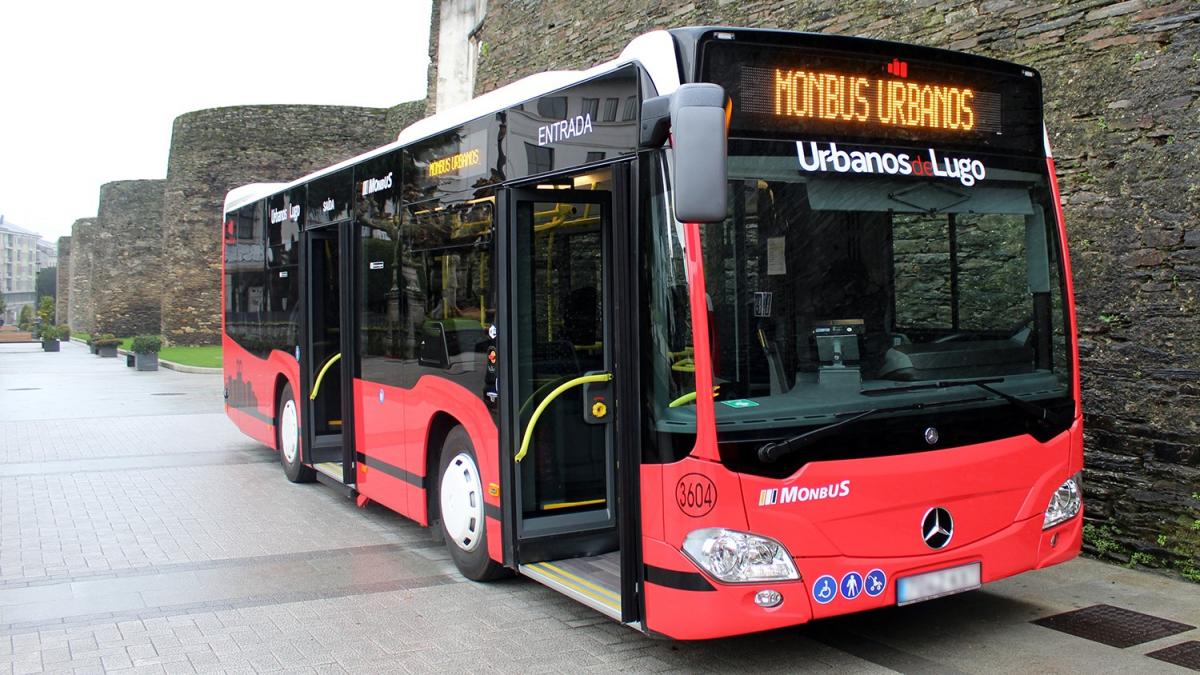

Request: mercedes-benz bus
left=222, top=27, right=1082, bottom=639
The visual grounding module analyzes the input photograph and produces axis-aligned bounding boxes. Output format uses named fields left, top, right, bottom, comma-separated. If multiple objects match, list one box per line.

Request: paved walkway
left=1, top=341, right=1198, bottom=673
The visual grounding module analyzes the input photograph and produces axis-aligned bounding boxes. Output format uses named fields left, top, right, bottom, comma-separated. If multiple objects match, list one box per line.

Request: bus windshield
left=649, top=139, right=1073, bottom=468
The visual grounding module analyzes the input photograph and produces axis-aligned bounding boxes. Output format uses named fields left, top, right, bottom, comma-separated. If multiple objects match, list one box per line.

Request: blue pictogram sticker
left=864, top=568, right=887, bottom=597
left=812, top=575, right=837, bottom=604
left=840, top=571, right=864, bottom=600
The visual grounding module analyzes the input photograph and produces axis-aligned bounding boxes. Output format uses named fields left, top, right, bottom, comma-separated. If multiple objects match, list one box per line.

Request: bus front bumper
left=642, top=511, right=1081, bottom=640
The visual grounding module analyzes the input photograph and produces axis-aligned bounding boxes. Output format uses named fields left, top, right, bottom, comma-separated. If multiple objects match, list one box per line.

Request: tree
left=36, top=266, right=56, bottom=300
left=0, top=296, right=7, bottom=324
left=18, top=304, right=33, bottom=331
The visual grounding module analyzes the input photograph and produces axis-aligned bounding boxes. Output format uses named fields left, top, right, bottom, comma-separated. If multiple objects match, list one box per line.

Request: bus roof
left=223, top=30, right=679, bottom=215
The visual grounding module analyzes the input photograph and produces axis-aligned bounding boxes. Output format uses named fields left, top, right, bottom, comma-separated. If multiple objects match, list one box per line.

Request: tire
left=437, top=426, right=507, bottom=581
left=277, top=382, right=314, bottom=483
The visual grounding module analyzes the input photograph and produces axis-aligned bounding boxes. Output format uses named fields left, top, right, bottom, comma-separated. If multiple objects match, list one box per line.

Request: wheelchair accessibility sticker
left=812, top=575, right=837, bottom=604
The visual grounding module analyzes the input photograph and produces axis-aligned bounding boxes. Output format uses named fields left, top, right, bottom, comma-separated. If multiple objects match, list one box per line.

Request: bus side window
left=401, top=197, right=496, bottom=389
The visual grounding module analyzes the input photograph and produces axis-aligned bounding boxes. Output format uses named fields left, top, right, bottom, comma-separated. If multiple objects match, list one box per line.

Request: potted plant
left=36, top=297, right=54, bottom=339
left=41, top=325, right=61, bottom=352
left=57, top=325, right=70, bottom=342
left=93, top=334, right=121, bottom=358
left=131, top=335, right=163, bottom=371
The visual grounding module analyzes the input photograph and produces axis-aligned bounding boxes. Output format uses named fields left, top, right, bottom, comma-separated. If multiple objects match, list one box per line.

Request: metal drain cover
left=151, top=392, right=187, bottom=396
left=1147, top=641, right=1200, bottom=671
left=1033, top=604, right=1195, bottom=648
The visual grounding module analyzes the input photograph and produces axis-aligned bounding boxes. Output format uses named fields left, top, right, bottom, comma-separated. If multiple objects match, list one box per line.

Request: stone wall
left=67, top=218, right=97, bottom=334
left=160, top=105, right=401, bottom=345
left=92, top=180, right=165, bottom=337
left=473, top=1, right=1200, bottom=579
left=55, top=237, right=70, bottom=325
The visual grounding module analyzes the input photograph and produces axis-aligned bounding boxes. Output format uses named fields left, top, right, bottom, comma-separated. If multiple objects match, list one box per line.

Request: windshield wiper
left=757, top=396, right=988, bottom=464
left=862, top=377, right=1069, bottom=429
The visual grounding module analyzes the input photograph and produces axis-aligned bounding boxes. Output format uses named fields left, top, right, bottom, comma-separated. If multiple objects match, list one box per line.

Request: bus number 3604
left=677, top=474, right=717, bottom=517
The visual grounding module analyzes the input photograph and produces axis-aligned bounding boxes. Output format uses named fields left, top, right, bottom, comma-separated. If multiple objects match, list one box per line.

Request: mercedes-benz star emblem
left=924, top=427, right=940, bottom=445
left=922, top=507, right=954, bottom=549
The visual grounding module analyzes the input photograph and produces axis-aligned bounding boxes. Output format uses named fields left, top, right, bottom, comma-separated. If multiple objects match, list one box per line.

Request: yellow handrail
left=668, top=385, right=720, bottom=409
left=515, top=372, right=612, bottom=463
left=310, top=353, right=342, bottom=401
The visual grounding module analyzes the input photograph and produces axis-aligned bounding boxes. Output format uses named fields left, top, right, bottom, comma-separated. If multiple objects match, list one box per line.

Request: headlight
left=682, top=528, right=799, bottom=583
left=1043, top=472, right=1082, bottom=529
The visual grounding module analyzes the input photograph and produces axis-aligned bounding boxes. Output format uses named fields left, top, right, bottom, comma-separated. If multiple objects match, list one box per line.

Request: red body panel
left=355, top=375, right=504, bottom=564
left=641, top=421, right=1083, bottom=639
left=222, top=336, right=300, bottom=451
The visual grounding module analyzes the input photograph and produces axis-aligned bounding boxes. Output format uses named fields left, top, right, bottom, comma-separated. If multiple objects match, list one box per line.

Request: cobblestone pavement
left=2, top=341, right=1198, bottom=674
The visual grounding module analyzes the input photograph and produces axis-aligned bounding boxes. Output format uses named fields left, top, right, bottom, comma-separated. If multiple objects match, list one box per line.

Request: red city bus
left=222, top=27, right=1082, bottom=640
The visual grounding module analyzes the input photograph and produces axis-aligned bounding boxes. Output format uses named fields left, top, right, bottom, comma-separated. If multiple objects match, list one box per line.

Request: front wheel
left=437, top=427, right=506, bottom=580
left=277, top=382, right=314, bottom=483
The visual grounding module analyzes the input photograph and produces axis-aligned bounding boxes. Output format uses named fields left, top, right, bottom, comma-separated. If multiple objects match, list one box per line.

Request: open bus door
left=497, top=165, right=641, bottom=624
left=301, top=222, right=357, bottom=489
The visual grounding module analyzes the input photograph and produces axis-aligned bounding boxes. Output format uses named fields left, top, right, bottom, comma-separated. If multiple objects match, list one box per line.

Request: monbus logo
left=361, top=172, right=393, bottom=197
left=760, top=479, right=851, bottom=506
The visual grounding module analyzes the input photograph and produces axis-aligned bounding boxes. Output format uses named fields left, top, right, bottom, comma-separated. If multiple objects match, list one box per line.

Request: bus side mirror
left=670, top=83, right=728, bottom=223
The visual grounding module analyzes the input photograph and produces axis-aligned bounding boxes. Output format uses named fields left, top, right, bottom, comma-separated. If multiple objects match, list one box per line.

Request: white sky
left=0, top=0, right=433, bottom=242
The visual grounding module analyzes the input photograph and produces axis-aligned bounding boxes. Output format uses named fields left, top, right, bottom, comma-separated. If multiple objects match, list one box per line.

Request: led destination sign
left=768, top=68, right=982, bottom=133
left=428, top=148, right=482, bottom=178
left=701, top=38, right=1042, bottom=152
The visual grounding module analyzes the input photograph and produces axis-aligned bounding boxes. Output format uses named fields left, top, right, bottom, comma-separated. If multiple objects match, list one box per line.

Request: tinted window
left=356, top=150, right=404, bottom=385
left=307, top=169, right=353, bottom=225
left=399, top=195, right=496, bottom=396
left=265, top=188, right=302, bottom=357
left=224, top=203, right=265, bottom=355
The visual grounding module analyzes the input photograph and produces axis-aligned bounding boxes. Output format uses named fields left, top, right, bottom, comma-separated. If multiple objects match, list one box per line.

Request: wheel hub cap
left=280, top=400, right=299, bottom=464
left=441, top=452, right=483, bottom=552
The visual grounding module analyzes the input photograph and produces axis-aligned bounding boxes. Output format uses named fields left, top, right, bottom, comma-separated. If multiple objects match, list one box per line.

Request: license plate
left=896, top=562, right=981, bottom=606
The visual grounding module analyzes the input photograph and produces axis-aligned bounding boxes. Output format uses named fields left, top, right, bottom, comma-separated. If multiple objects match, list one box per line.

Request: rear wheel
left=277, top=382, right=314, bottom=483
left=437, top=426, right=506, bottom=580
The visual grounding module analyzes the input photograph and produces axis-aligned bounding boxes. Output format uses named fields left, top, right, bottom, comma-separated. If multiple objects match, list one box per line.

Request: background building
left=0, top=215, right=51, bottom=325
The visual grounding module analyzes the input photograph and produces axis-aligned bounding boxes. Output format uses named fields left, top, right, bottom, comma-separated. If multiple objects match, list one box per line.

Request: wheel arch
left=272, top=373, right=292, bottom=453
left=424, top=411, right=461, bottom=525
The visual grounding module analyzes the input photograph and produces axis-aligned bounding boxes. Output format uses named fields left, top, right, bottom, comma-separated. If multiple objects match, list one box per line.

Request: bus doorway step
left=313, top=462, right=356, bottom=496
left=520, top=551, right=621, bottom=621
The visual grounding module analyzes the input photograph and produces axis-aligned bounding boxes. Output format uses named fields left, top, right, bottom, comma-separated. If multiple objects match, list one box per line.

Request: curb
left=69, top=338, right=221, bottom=374
left=115, top=348, right=222, bottom=375
left=160, top=359, right=222, bottom=375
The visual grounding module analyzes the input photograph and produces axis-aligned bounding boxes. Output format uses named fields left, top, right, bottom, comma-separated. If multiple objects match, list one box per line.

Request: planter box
left=42, top=339, right=60, bottom=352
left=135, top=353, right=159, bottom=371
left=98, top=344, right=118, bottom=358
left=89, top=343, right=99, bottom=354
left=126, top=353, right=135, bottom=367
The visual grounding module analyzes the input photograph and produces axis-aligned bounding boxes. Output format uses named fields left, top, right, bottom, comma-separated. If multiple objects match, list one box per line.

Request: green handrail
left=310, top=353, right=342, bottom=401
left=516, top=372, right=612, bottom=463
